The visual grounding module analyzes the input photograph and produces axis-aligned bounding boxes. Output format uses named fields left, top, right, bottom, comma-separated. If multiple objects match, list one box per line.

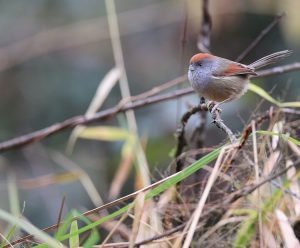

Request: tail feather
left=249, top=50, right=292, bottom=70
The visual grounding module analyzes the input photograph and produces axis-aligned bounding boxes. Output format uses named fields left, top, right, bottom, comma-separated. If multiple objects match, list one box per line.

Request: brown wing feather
left=221, top=63, right=257, bottom=77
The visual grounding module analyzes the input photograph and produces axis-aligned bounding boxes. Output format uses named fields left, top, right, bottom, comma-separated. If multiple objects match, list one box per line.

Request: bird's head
left=188, top=53, right=214, bottom=73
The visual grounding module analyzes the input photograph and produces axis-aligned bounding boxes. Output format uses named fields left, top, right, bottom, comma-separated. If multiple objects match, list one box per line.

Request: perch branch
left=210, top=108, right=236, bottom=142
left=175, top=103, right=208, bottom=172
left=178, top=0, right=211, bottom=168
left=235, top=12, right=286, bottom=62
left=0, top=61, right=299, bottom=153
left=0, top=88, right=192, bottom=153
left=254, top=62, right=300, bottom=78
left=197, top=0, right=212, bottom=53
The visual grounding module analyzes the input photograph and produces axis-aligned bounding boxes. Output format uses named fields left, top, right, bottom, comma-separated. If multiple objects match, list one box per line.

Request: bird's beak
left=189, top=64, right=195, bottom=71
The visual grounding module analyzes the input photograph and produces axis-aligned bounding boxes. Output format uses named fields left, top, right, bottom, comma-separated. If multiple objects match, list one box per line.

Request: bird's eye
left=197, top=62, right=202, bottom=67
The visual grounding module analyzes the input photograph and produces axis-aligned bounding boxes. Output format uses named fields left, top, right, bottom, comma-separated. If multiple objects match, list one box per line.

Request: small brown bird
left=188, top=50, right=292, bottom=111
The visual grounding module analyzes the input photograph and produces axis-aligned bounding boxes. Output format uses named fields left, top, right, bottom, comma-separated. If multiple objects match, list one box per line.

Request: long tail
left=249, top=50, right=292, bottom=70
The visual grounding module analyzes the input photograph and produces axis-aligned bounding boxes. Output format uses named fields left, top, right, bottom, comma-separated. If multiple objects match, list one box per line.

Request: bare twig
left=175, top=103, right=208, bottom=172
left=175, top=0, right=211, bottom=170
left=56, top=195, right=66, bottom=231
left=224, top=164, right=294, bottom=205
left=238, top=107, right=275, bottom=151
left=210, top=108, right=236, bottom=142
left=235, top=12, right=286, bottom=62
left=197, top=0, right=212, bottom=53
left=0, top=88, right=193, bottom=153
left=254, top=62, right=300, bottom=78
left=0, top=61, right=299, bottom=153
left=191, top=97, right=207, bottom=156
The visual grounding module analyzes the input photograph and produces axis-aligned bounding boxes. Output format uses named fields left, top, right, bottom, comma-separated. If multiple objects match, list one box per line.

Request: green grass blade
left=256, top=130, right=300, bottom=146
left=57, top=146, right=221, bottom=242
left=0, top=225, right=17, bottom=248
left=71, top=210, right=100, bottom=247
left=249, top=83, right=300, bottom=108
left=0, top=209, right=63, bottom=248
left=233, top=214, right=257, bottom=248
left=81, top=228, right=100, bottom=248
left=280, top=102, right=300, bottom=108
left=54, top=212, right=74, bottom=239
left=146, top=147, right=221, bottom=199
left=234, top=183, right=287, bottom=247
left=249, top=83, right=281, bottom=106
left=69, top=220, right=79, bottom=248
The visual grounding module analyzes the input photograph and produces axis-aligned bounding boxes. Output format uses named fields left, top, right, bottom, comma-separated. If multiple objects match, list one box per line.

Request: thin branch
left=175, top=103, right=208, bottom=172
left=0, top=88, right=192, bottom=153
left=254, top=62, right=300, bottom=78
left=197, top=0, right=212, bottom=53
left=0, top=61, right=299, bottom=153
left=235, top=12, right=286, bottom=62
left=238, top=107, right=275, bottom=150
left=56, top=195, right=66, bottom=231
left=210, top=108, right=236, bottom=142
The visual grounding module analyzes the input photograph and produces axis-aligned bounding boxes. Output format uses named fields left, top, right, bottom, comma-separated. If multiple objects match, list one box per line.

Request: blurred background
left=0, top=0, right=299, bottom=228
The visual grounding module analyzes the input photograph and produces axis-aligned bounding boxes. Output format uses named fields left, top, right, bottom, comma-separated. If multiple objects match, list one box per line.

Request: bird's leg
left=211, top=103, right=222, bottom=114
left=209, top=98, right=232, bottom=114
left=207, top=101, right=222, bottom=114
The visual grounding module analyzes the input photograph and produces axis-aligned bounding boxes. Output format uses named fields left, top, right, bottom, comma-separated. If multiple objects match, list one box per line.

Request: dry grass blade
left=67, top=67, right=120, bottom=154
left=272, top=121, right=284, bottom=149
left=197, top=216, right=247, bottom=244
left=276, top=209, right=300, bottom=248
left=81, top=68, right=120, bottom=117
left=51, top=152, right=104, bottom=206
left=100, top=212, right=129, bottom=248
left=129, top=193, right=145, bottom=248
left=0, top=232, right=13, bottom=248
left=181, top=145, right=233, bottom=248
left=138, top=202, right=167, bottom=248
left=289, top=141, right=300, bottom=158
left=19, top=171, right=82, bottom=189
left=0, top=210, right=65, bottom=248
left=108, top=149, right=134, bottom=200
left=251, top=121, right=263, bottom=248
left=262, top=151, right=280, bottom=177
left=105, top=0, right=163, bottom=242
left=105, top=0, right=151, bottom=189
left=262, top=225, right=278, bottom=248
left=286, top=160, right=300, bottom=216
left=7, top=173, right=20, bottom=218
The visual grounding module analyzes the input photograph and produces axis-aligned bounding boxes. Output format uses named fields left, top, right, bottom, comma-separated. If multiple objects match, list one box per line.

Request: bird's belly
left=200, top=76, right=249, bottom=102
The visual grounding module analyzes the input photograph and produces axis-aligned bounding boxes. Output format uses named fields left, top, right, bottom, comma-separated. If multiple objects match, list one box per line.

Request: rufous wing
left=217, top=63, right=257, bottom=77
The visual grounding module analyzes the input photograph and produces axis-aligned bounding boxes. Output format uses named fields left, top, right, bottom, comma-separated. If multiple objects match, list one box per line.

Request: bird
left=188, top=50, right=292, bottom=112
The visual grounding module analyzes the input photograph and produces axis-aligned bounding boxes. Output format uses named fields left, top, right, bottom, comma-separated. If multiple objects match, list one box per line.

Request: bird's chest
left=188, top=69, right=211, bottom=91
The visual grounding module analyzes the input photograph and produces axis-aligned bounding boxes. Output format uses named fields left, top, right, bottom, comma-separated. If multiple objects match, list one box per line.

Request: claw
left=207, top=101, right=222, bottom=114
left=207, top=101, right=215, bottom=110
left=211, top=104, right=222, bottom=114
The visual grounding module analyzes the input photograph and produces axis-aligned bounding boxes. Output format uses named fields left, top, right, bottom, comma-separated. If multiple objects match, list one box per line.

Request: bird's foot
left=207, top=101, right=222, bottom=114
